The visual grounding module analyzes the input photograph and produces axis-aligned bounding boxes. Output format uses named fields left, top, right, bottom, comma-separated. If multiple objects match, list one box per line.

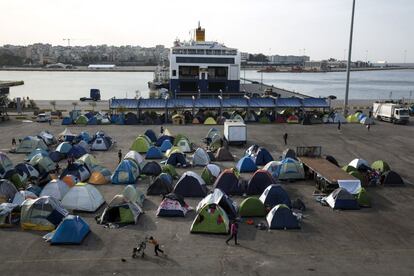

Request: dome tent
left=90, top=135, right=113, bottom=151
left=166, top=152, right=187, bottom=167
left=12, top=190, right=38, bottom=205
left=40, top=179, right=70, bottom=200
left=67, top=145, right=88, bottom=159
left=382, top=170, right=404, bottom=186
left=282, top=148, right=297, bottom=160
left=348, top=159, right=369, bottom=170
left=204, top=117, right=217, bottom=125
left=239, top=197, right=267, bottom=217
left=196, top=188, right=238, bottom=219
left=0, top=179, right=18, bottom=203
left=89, top=166, right=112, bottom=185
left=324, top=187, right=360, bottom=210
left=160, top=139, right=173, bottom=152
left=190, top=203, right=229, bottom=234
left=77, top=154, right=99, bottom=172
left=130, top=135, right=151, bottom=153
left=175, top=137, right=192, bottom=153
left=156, top=193, right=191, bottom=217
left=29, top=154, right=55, bottom=174
left=173, top=171, right=207, bottom=197
left=192, top=148, right=210, bottom=166
left=56, top=142, right=72, bottom=154
left=247, top=170, right=274, bottom=195
left=61, top=182, right=105, bottom=212
left=111, top=159, right=140, bottom=184
left=201, top=164, right=221, bottom=185
left=16, top=136, right=48, bottom=154
left=147, top=173, right=173, bottom=195
left=25, top=148, right=48, bottom=162
left=259, top=184, right=291, bottom=208
left=20, top=196, right=69, bottom=231
left=266, top=204, right=300, bottom=230
left=60, top=163, right=90, bottom=182
left=236, top=156, right=257, bottom=173
left=141, top=161, right=162, bottom=176
left=371, top=160, right=390, bottom=173
left=277, top=158, right=305, bottom=181
left=0, top=152, right=13, bottom=177
left=96, top=186, right=143, bottom=226
left=254, top=148, right=274, bottom=166
left=213, top=168, right=243, bottom=196
left=144, top=129, right=157, bottom=143
left=75, top=115, right=88, bottom=125
left=44, top=215, right=90, bottom=245
left=124, top=150, right=144, bottom=166
left=263, top=161, right=280, bottom=181
left=162, top=164, right=179, bottom=179
left=146, top=146, right=163, bottom=159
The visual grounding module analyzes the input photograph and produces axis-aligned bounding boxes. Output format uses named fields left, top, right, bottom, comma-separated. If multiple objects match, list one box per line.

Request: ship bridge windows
left=208, top=67, right=228, bottom=79
left=179, top=66, right=199, bottom=79
left=180, top=81, right=198, bottom=92
left=196, top=49, right=205, bottom=55
left=208, top=82, right=226, bottom=92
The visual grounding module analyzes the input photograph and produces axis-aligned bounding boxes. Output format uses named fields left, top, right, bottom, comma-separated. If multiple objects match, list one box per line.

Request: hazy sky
left=1, top=0, right=413, bottom=62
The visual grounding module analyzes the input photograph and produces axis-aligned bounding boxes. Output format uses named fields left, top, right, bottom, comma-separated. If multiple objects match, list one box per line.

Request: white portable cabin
left=224, top=120, right=246, bottom=145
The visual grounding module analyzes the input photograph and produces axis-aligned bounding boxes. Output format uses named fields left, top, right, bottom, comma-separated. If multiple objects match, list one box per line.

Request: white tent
left=205, top=164, right=221, bottom=178
left=176, top=138, right=191, bottom=153
left=348, top=158, right=369, bottom=169
left=40, top=179, right=70, bottom=200
left=61, top=183, right=105, bottom=212
left=12, top=190, right=38, bottom=205
left=124, top=151, right=144, bottom=166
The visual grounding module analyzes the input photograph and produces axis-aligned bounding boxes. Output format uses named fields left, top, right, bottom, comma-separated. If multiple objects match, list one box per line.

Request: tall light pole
left=344, top=0, right=356, bottom=117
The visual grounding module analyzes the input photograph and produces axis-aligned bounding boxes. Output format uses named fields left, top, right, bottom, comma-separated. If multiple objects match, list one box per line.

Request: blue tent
left=325, top=188, right=360, bottom=210
left=267, top=204, right=300, bottom=230
left=111, top=114, right=125, bottom=125
left=67, top=145, right=87, bottom=159
left=60, top=163, right=90, bottom=181
left=255, top=148, right=274, bottom=166
left=61, top=117, right=73, bottom=125
left=27, top=184, right=42, bottom=196
left=77, top=132, right=91, bottom=143
left=156, top=135, right=174, bottom=147
left=141, top=161, right=162, bottom=176
left=84, top=112, right=94, bottom=119
left=56, top=142, right=72, bottom=154
left=173, top=172, right=207, bottom=197
left=111, top=159, right=140, bottom=184
left=260, top=184, right=291, bottom=208
left=247, top=170, right=274, bottom=195
left=166, top=152, right=187, bottom=167
left=236, top=156, right=257, bottom=173
left=124, top=112, right=139, bottom=125
left=144, top=129, right=157, bottom=143
left=47, top=215, right=90, bottom=245
left=213, top=169, right=243, bottom=196
left=87, top=116, right=98, bottom=125
left=160, top=140, right=173, bottom=152
left=49, top=151, right=65, bottom=162
left=146, top=146, right=163, bottom=159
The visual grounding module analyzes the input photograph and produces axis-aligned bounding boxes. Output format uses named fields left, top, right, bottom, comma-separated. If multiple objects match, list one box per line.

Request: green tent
left=239, top=197, right=267, bottom=217
left=204, top=117, right=217, bottom=125
left=371, top=160, right=390, bottom=173
left=190, top=204, right=229, bottom=234
left=259, top=116, right=271, bottom=124
left=10, top=173, right=25, bottom=189
left=75, top=115, right=88, bottom=125
left=342, top=165, right=357, bottom=173
left=356, top=187, right=371, bottom=207
left=174, top=134, right=190, bottom=146
left=130, top=136, right=151, bottom=153
left=349, top=170, right=365, bottom=183
left=201, top=167, right=215, bottom=185
left=162, top=164, right=179, bottom=179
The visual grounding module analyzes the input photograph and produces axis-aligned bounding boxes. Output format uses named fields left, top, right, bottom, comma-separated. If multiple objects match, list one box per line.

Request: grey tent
left=0, top=180, right=18, bottom=203
left=215, top=147, right=234, bottom=161
left=282, top=148, right=297, bottom=160
left=192, top=148, right=210, bottom=166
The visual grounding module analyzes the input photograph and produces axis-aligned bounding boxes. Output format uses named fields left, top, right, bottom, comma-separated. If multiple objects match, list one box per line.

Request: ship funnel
left=195, top=22, right=205, bottom=42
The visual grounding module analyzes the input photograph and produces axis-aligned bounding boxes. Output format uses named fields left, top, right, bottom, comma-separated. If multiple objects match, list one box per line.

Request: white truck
left=224, top=120, right=247, bottom=145
left=373, top=102, right=410, bottom=124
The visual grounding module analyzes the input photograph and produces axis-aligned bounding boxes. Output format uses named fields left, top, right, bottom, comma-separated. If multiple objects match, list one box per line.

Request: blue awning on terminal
left=249, top=97, right=276, bottom=108
left=222, top=98, right=249, bottom=108
left=139, top=99, right=166, bottom=109
left=167, top=98, right=193, bottom=108
left=302, top=98, right=330, bottom=108
left=109, top=97, right=329, bottom=110
left=194, top=98, right=221, bottom=108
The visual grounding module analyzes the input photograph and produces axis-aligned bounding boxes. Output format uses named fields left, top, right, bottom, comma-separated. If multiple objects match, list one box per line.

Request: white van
left=36, top=113, right=51, bottom=123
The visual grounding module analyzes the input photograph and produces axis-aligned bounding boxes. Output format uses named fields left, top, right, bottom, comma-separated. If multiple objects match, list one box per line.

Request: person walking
left=367, top=124, right=371, bottom=131
left=337, top=121, right=341, bottom=131
left=160, top=126, right=164, bottom=135
left=283, top=133, right=288, bottom=146
left=148, top=236, right=164, bottom=256
left=118, top=149, right=122, bottom=163
left=226, top=220, right=239, bottom=245
left=11, top=138, right=16, bottom=147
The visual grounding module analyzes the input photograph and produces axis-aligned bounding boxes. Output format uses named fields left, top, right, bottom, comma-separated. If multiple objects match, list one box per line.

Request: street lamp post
left=344, top=0, right=356, bottom=117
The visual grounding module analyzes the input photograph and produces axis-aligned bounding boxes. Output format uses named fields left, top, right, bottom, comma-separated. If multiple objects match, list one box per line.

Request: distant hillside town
left=0, top=43, right=372, bottom=70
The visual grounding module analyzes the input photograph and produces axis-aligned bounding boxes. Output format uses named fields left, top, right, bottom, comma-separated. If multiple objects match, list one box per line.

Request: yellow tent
left=204, top=117, right=217, bottom=125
